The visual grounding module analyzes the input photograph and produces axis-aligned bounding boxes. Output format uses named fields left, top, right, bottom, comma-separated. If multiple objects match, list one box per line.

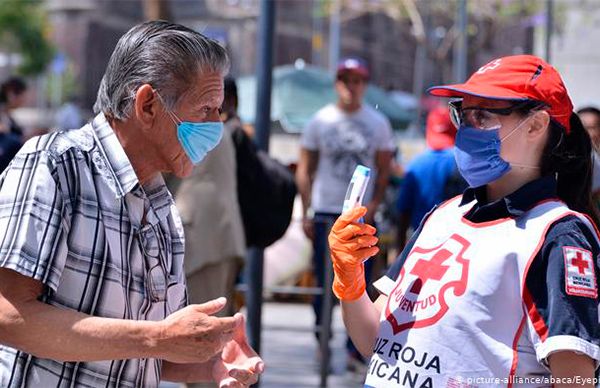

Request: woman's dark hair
left=0, top=76, right=27, bottom=104
left=512, top=101, right=598, bottom=223
left=539, top=112, right=600, bottom=225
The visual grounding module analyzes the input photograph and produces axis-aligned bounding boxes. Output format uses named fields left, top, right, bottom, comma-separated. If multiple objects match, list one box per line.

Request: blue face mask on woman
left=454, top=117, right=532, bottom=188
left=156, top=91, right=223, bottom=165
left=454, top=125, right=510, bottom=188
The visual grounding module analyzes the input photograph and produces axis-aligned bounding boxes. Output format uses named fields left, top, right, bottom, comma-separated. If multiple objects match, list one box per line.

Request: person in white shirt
left=296, top=57, right=394, bottom=368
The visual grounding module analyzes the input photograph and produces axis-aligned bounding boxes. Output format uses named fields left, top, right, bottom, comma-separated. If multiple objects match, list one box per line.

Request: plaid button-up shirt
left=0, top=113, right=187, bottom=387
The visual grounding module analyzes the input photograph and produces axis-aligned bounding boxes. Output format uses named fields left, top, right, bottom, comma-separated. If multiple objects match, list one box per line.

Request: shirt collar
left=90, top=113, right=139, bottom=198
left=136, top=174, right=175, bottom=226
left=460, top=185, right=484, bottom=206
left=459, top=175, right=558, bottom=220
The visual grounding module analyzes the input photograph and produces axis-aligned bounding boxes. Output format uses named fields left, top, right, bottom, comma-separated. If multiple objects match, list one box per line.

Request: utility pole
left=312, top=0, right=324, bottom=66
left=328, top=0, right=340, bottom=74
left=452, top=0, right=468, bottom=83
left=246, top=0, right=276, bottom=371
left=545, top=0, right=554, bottom=63
left=142, top=0, right=171, bottom=20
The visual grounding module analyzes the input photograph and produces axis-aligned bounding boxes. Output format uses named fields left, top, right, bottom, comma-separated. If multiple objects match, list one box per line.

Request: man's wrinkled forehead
left=184, top=71, right=224, bottom=104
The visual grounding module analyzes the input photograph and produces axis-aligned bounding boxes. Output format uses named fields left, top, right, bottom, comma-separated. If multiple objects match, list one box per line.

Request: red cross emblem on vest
left=385, top=234, right=471, bottom=335
left=409, top=249, right=452, bottom=294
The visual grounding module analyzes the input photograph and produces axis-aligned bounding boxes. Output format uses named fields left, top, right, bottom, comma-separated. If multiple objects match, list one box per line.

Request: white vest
left=365, top=196, right=595, bottom=388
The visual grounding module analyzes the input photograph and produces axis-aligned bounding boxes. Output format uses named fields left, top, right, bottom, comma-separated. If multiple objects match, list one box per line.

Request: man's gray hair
left=93, top=20, right=229, bottom=120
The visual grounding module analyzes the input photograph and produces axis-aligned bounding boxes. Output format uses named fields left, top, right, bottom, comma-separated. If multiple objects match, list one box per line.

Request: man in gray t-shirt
left=295, top=57, right=394, bottom=369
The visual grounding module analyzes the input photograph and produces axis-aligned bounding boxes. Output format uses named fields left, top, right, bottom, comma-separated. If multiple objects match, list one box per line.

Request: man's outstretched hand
left=212, top=313, right=264, bottom=387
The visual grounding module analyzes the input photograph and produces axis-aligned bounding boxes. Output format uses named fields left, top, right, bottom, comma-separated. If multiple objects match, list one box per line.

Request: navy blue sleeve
left=385, top=206, right=436, bottom=282
left=396, top=170, right=416, bottom=214
left=524, top=215, right=600, bottom=363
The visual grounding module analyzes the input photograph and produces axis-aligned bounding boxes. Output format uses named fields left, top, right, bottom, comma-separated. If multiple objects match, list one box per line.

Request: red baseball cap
left=426, top=106, right=456, bottom=150
left=427, top=55, right=573, bottom=133
left=336, top=57, right=369, bottom=79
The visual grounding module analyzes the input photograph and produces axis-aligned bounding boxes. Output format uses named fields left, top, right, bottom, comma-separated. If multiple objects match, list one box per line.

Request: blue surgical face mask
left=454, top=117, right=533, bottom=188
left=156, top=92, right=223, bottom=165
left=454, top=125, right=510, bottom=188
left=170, top=114, right=223, bottom=165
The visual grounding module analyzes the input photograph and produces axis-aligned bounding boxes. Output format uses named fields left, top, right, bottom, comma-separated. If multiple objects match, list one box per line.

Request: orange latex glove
left=328, top=206, right=379, bottom=301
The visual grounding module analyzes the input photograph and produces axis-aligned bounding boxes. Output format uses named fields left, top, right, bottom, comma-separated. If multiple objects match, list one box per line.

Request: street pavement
left=258, top=302, right=365, bottom=387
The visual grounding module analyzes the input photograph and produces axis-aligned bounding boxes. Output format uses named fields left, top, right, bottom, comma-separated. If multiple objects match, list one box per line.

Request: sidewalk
left=258, top=301, right=365, bottom=387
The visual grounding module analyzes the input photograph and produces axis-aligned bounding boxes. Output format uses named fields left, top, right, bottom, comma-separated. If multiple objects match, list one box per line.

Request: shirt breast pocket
left=167, top=280, right=187, bottom=307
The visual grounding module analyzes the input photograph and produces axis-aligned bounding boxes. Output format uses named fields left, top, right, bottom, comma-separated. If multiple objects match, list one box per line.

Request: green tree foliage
left=0, top=0, right=54, bottom=75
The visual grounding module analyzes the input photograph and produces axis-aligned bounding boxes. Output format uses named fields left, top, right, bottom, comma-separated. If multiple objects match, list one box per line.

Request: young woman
left=329, top=55, right=600, bottom=387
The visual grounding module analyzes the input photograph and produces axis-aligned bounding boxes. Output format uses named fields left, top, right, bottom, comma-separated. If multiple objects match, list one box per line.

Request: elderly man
left=0, top=21, right=263, bottom=387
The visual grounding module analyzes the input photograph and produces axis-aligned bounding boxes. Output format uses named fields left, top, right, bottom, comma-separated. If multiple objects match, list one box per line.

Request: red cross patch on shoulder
left=563, top=246, right=597, bottom=299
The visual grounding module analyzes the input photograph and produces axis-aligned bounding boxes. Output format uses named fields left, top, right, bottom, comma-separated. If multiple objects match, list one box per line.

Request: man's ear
left=528, top=110, right=551, bottom=139
left=134, top=84, right=158, bottom=129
